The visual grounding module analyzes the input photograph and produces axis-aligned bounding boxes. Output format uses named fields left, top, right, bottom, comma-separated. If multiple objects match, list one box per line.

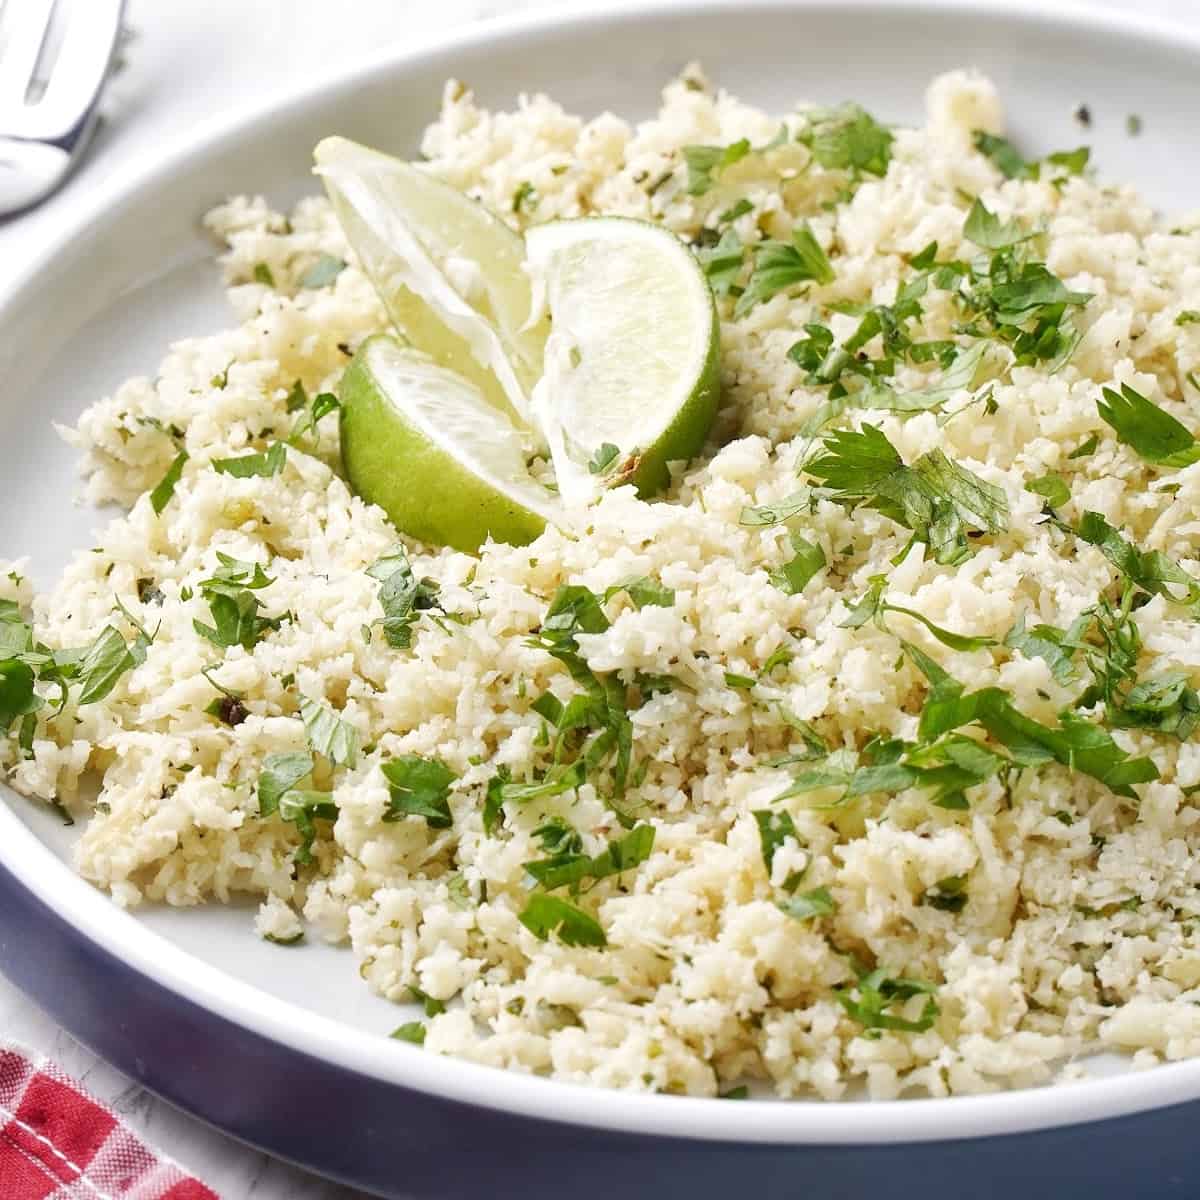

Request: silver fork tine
left=23, top=0, right=123, bottom=141
left=0, top=0, right=57, bottom=111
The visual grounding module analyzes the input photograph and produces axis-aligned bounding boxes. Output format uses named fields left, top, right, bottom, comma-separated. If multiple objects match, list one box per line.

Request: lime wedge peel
left=314, top=136, right=547, bottom=428
left=339, top=335, right=559, bottom=554
left=524, top=217, right=721, bottom=508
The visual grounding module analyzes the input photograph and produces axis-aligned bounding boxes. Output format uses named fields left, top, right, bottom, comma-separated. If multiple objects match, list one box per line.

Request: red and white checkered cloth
left=0, top=1044, right=218, bottom=1199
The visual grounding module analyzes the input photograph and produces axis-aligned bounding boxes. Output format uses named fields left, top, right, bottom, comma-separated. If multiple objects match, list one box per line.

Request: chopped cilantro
left=1177, top=311, right=1200, bottom=326
left=257, top=750, right=314, bottom=817
left=1069, top=511, right=1200, bottom=606
left=752, top=809, right=804, bottom=892
left=524, top=823, right=655, bottom=891
left=367, top=546, right=442, bottom=649
left=804, top=425, right=1009, bottom=565
left=1068, top=433, right=1100, bottom=459
left=299, top=695, right=360, bottom=768
left=193, top=554, right=283, bottom=650
left=149, top=450, right=188, bottom=515
left=724, top=672, right=757, bottom=689
left=682, top=139, right=750, bottom=195
left=769, top=531, right=826, bottom=595
left=253, top=262, right=275, bottom=287
left=381, top=755, right=457, bottom=828
left=512, top=181, right=538, bottom=213
left=1004, top=613, right=1080, bottom=685
left=1097, top=382, right=1200, bottom=467
left=1027, top=473, right=1071, bottom=509
left=837, top=967, right=939, bottom=1035
left=923, top=874, right=968, bottom=912
left=734, top=224, right=835, bottom=317
left=739, top=492, right=811, bottom=527
left=695, top=227, right=744, bottom=298
left=604, top=577, right=675, bottom=609
left=300, top=254, right=346, bottom=289
left=518, top=894, right=607, bottom=947
left=276, top=788, right=339, bottom=864
left=777, top=886, right=836, bottom=921
left=718, top=197, right=754, bottom=224
left=212, top=441, right=287, bottom=478
left=289, top=391, right=341, bottom=443
left=797, top=103, right=893, bottom=179
left=391, top=1021, right=426, bottom=1045
left=76, top=626, right=137, bottom=705
left=587, top=443, right=621, bottom=476
left=840, top=577, right=996, bottom=652
left=972, top=131, right=1089, bottom=180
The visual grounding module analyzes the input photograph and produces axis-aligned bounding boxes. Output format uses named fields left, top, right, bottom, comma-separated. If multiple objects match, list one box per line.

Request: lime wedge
left=314, top=136, right=547, bottom=426
left=339, top=335, right=559, bottom=552
left=524, top=217, right=721, bottom=507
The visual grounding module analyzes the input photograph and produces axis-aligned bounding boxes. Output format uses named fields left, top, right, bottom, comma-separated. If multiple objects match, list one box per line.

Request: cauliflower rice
left=4, top=67, right=1200, bottom=1101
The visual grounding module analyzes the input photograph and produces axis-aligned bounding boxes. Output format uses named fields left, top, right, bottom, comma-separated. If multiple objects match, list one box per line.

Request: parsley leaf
left=150, top=450, right=189, bottom=515
left=769, top=531, right=826, bottom=595
left=212, top=441, right=287, bottom=478
left=1096, top=382, right=1200, bottom=467
left=518, top=894, right=607, bottom=947
left=805, top=425, right=1008, bottom=565
left=299, top=695, right=360, bottom=768
left=381, top=755, right=457, bottom=828
left=366, top=546, right=442, bottom=649
left=683, top=139, right=750, bottom=195
left=734, top=224, right=834, bottom=317
left=258, top=751, right=315, bottom=817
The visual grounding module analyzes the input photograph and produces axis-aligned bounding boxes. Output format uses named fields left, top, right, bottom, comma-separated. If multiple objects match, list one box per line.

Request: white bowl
left=2, top=3, right=1200, bottom=1196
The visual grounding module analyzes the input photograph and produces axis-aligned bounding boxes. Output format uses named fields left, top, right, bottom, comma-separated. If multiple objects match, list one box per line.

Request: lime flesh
left=524, top=216, right=721, bottom=507
left=315, top=136, right=548, bottom=427
left=339, top=335, right=558, bottom=552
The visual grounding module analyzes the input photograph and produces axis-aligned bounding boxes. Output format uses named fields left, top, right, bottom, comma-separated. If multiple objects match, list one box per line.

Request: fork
left=0, top=0, right=125, bottom=217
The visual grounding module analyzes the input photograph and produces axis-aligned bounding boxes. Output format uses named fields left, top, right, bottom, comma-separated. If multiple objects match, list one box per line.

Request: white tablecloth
left=0, top=0, right=1195, bottom=1195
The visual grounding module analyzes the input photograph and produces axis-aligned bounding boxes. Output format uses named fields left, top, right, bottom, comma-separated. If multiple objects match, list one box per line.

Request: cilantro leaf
left=0, top=660, right=39, bottom=732
left=753, top=809, right=804, bottom=892
left=1177, top=311, right=1200, bottom=326
left=777, top=886, right=836, bottom=921
left=770, top=531, right=826, bottom=595
left=381, top=755, right=457, bottom=828
left=76, top=627, right=136, bottom=704
left=299, top=695, right=360, bottom=768
left=683, top=139, right=750, bottom=195
left=212, top=441, right=287, bottom=478
left=289, top=391, right=341, bottom=443
left=798, top=103, right=893, bottom=178
left=962, top=199, right=1031, bottom=251
left=300, top=254, right=346, bottom=289
left=391, top=1021, right=426, bottom=1044
left=971, top=131, right=1030, bottom=179
left=587, top=443, right=621, bottom=476
left=1096, top=382, right=1200, bottom=467
left=1004, top=613, right=1079, bottom=685
left=524, top=823, right=655, bottom=891
left=837, top=967, right=939, bottom=1035
left=367, top=546, right=442, bottom=649
left=277, top=788, right=339, bottom=863
left=1027, top=473, right=1071, bottom=509
left=604, top=577, right=675, bottom=610
left=923, top=874, right=968, bottom=912
left=805, top=425, right=1008, bottom=565
left=1072, top=511, right=1200, bottom=606
left=695, top=227, right=744, bottom=298
left=739, top=492, right=811, bottom=527
left=734, top=224, right=834, bottom=317
left=258, top=751, right=315, bottom=817
left=193, top=559, right=283, bottom=651
left=150, top=450, right=189, bottom=515
left=518, top=894, right=607, bottom=947
left=1111, top=670, right=1200, bottom=740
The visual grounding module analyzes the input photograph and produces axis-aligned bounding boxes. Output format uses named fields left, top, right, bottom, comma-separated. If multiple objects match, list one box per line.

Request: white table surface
left=1, top=0, right=1197, bottom=1196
